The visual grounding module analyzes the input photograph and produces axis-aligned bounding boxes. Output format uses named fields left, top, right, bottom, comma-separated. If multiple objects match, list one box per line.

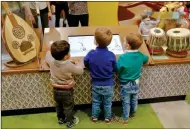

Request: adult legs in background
left=130, top=93, right=138, bottom=115
left=40, top=9, right=49, bottom=34
left=103, top=86, right=113, bottom=120
left=30, top=9, right=39, bottom=28
left=92, top=87, right=101, bottom=119
left=68, top=15, right=79, bottom=27
left=55, top=6, right=61, bottom=27
left=79, top=14, right=89, bottom=26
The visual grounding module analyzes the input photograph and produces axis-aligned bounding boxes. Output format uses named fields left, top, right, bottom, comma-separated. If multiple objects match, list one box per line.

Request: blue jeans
left=120, top=81, right=139, bottom=121
left=92, top=86, right=113, bottom=119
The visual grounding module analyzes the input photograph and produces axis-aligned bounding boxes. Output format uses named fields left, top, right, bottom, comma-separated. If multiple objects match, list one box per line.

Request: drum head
left=150, top=28, right=165, bottom=37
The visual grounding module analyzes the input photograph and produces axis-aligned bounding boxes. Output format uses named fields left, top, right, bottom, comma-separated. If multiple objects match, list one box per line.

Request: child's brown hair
left=94, top=28, right=112, bottom=48
left=51, top=40, right=70, bottom=60
left=125, top=33, right=143, bottom=50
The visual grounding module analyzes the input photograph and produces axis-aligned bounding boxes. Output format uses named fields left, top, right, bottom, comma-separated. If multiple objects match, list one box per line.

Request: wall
left=88, top=2, right=118, bottom=26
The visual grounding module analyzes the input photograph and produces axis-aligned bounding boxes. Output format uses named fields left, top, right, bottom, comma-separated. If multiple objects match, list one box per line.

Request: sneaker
left=105, top=118, right=111, bottom=124
left=119, top=119, right=128, bottom=125
left=130, top=114, right=136, bottom=118
left=91, top=117, right=98, bottom=123
left=58, top=118, right=66, bottom=125
left=66, top=116, right=79, bottom=129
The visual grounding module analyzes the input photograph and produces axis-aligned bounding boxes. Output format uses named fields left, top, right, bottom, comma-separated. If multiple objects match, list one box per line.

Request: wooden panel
left=40, top=26, right=152, bottom=71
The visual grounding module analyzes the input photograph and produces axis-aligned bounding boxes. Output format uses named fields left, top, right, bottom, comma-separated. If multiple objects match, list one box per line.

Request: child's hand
left=71, top=60, right=78, bottom=64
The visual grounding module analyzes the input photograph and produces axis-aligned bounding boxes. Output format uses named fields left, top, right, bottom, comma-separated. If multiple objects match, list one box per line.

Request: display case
left=2, top=26, right=190, bottom=112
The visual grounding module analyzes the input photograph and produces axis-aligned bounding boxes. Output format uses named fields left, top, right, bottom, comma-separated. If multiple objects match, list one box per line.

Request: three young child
left=45, top=28, right=149, bottom=128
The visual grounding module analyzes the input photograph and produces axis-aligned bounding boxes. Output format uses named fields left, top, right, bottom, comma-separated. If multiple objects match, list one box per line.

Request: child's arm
left=112, top=54, right=117, bottom=72
left=45, top=51, right=51, bottom=64
left=142, top=54, right=149, bottom=64
left=116, top=56, right=122, bottom=73
left=84, top=50, right=92, bottom=69
left=69, top=62, right=84, bottom=75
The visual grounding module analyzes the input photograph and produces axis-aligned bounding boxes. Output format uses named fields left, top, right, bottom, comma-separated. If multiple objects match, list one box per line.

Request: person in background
left=139, top=10, right=159, bottom=41
left=117, top=33, right=148, bottom=125
left=50, top=1, right=69, bottom=27
left=29, top=2, right=52, bottom=33
left=68, top=2, right=89, bottom=27
left=45, top=40, right=84, bottom=128
left=84, top=28, right=116, bottom=124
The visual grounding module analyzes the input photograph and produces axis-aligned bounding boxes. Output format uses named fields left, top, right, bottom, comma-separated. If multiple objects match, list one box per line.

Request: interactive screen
left=68, top=34, right=123, bottom=57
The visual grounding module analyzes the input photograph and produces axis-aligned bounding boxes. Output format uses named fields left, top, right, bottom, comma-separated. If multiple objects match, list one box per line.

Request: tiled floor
left=151, top=101, right=190, bottom=128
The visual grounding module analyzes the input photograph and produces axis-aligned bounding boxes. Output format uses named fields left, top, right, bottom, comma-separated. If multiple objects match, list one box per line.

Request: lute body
left=2, top=2, right=40, bottom=63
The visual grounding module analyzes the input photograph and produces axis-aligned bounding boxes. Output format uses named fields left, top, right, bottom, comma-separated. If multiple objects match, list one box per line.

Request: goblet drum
left=166, top=28, right=190, bottom=58
left=147, top=28, right=166, bottom=55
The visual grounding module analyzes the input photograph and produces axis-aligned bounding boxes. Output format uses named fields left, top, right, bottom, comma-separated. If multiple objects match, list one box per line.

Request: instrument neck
left=2, top=2, right=18, bottom=27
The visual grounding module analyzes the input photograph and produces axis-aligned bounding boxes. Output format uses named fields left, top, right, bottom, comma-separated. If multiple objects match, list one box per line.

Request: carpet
left=2, top=104, right=163, bottom=128
left=186, top=92, right=190, bottom=104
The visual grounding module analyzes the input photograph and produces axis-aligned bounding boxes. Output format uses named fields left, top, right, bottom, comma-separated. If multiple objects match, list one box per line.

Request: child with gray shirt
left=45, top=40, right=83, bottom=128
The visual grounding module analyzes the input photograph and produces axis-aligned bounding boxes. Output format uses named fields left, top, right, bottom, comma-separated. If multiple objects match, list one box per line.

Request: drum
left=166, top=28, right=190, bottom=57
left=147, top=28, right=166, bottom=55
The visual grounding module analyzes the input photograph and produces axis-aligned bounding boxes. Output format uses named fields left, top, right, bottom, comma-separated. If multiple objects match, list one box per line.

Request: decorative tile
left=2, top=64, right=190, bottom=110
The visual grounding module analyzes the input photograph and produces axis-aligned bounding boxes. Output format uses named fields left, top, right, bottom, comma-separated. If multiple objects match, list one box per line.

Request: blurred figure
left=51, top=1, right=69, bottom=27
left=68, top=2, right=89, bottom=27
left=29, top=2, right=52, bottom=33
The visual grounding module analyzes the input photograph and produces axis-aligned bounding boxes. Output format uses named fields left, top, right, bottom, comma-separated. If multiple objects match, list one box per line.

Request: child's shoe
left=58, top=118, right=66, bottom=125
left=119, top=119, right=128, bottom=125
left=66, top=116, right=79, bottom=129
left=105, top=118, right=111, bottom=124
left=130, top=114, right=136, bottom=118
left=91, top=117, right=98, bottom=123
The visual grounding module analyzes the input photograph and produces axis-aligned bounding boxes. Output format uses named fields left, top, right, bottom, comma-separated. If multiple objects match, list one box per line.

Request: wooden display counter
left=2, top=26, right=190, bottom=112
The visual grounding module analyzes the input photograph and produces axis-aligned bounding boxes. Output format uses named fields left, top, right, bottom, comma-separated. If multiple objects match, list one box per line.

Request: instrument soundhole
left=12, top=25, right=25, bottom=39
left=27, top=34, right=34, bottom=42
left=20, top=41, right=32, bottom=52
left=173, top=31, right=180, bottom=34
left=12, top=41, right=20, bottom=49
left=154, top=29, right=161, bottom=33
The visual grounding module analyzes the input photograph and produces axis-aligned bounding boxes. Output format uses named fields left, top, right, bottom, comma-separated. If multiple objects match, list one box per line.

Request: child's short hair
left=94, top=28, right=112, bottom=48
left=126, top=33, right=143, bottom=50
left=51, top=40, right=70, bottom=60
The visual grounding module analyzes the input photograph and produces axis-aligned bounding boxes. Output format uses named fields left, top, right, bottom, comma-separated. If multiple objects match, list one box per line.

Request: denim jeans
left=92, top=86, right=113, bottom=119
left=120, top=81, right=139, bottom=121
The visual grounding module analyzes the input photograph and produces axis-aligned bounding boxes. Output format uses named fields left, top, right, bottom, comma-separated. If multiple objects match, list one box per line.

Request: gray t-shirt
left=45, top=51, right=83, bottom=87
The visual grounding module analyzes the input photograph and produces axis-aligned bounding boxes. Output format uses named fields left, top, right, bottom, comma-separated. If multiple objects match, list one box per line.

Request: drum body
left=166, top=28, right=190, bottom=57
left=147, top=28, right=166, bottom=55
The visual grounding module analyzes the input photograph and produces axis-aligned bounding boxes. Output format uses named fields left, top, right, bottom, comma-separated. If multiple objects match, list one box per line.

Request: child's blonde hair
left=126, top=33, right=143, bottom=50
left=94, top=28, right=112, bottom=48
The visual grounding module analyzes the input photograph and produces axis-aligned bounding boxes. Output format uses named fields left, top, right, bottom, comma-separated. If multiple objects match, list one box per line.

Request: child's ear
left=64, top=54, right=70, bottom=60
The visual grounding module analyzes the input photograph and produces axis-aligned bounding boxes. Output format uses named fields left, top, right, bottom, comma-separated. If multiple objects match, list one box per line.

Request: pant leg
left=62, top=89, right=74, bottom=123
left=121, top=87, right=131, bottom=121
left=92, top=87, right=102, bottom=118
left=102, top=86, right=113, bottom=119
left=79, top=14, right=89, bottom=26
left=30, top=8, right=39, bottom=28
left=68, top=14, right=79, bottom=27
left=130, top=94, right=138, bottom=115
left=40, top=7, right=49, bottom=34
left=55, top=12, right=60, bottom=27
left=53, top=89, right=65, bottom=119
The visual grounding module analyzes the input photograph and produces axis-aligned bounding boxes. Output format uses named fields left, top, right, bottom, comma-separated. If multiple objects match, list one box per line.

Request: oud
left=2, top=2, right=40, bottom=67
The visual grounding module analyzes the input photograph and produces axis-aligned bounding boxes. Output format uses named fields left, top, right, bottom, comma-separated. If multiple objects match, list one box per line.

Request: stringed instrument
left=2, top=2, right=40, bottom=64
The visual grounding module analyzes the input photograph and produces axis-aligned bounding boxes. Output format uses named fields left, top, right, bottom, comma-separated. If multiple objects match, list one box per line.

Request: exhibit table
left=2, top=26, right=190, bottom=112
